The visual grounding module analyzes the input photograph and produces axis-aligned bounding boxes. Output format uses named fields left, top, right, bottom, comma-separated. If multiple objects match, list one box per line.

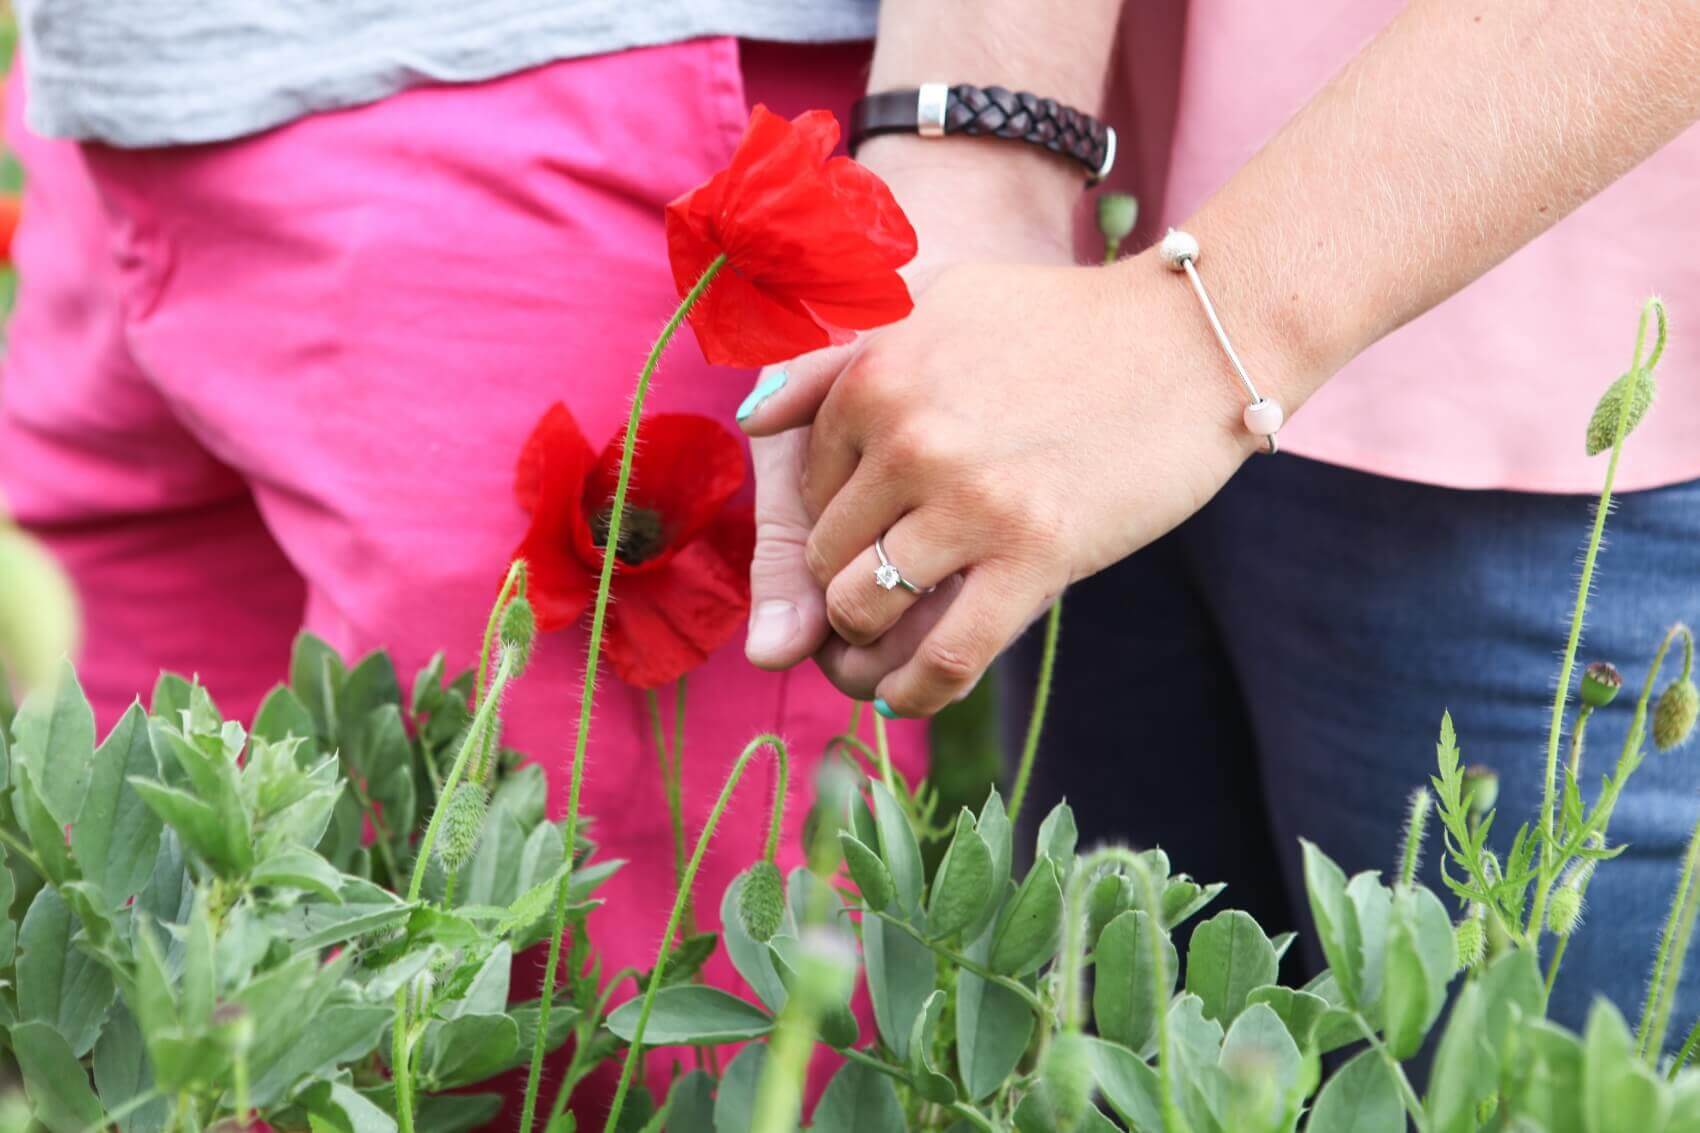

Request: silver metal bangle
left=1159, top=228, right=1284, bottom=455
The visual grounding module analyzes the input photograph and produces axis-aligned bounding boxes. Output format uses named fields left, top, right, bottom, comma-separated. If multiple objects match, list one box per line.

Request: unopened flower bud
left=738, top=861, right=785, bottom=943
left=500, top=596, right=536, bottom=674
left=1462, top=766, right=1499, bottom=820
left=1653, top=678, right=1699, bottom=751
left=1038, top=1031, right=1096, bottom=1133
left=1580, top=661, right=1623, bottom=708
left=1548, top=885, right=1584, bottom=937
left=1454, top=913, right=1486, bottom=971
left=1095, top=193, right=1139, bottom=258
left=436, top=782, right=488, bottom=873
left=1585, top=369, right=1655, bottom=456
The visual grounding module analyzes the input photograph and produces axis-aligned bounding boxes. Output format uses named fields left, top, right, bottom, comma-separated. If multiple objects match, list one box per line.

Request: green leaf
left=869, top=780, right=924, bottom=915
left=956, top=920, right=1033, bottom=1102
left=1379, top=885, right=1456, bottom=1059
left=1219, top=1002, right=1302, bottom=1126
left=1345, top=874, right=1392, bottom=1014
left=1094, top=909, right=1175, bottom=1053
left=148, top=673, right=193, bottom=723
left=1245, top=986, right=1330, bottom=1052
left=1088, top=1037, right=1164, bottom=1132
left=840, top=833, right=895, bottom=912
left=713, top=1044, right=770, bottom=1133
left=1035, top=801, right=1078, bottom=879
left=289, top=632, right=346, bottom=741
left=276, top=892, right=411, bottom=951
left=418, top=1013, right=521, bottom=1090
left=1425, top=979, right=1494, bottom=1133
left=906, top=989, right=956, bottom=1103
left=721, top=871, right=788, bottom=1012
left=928, top=809, right=994, bottom=939
left=93, top=1004, right=168, bottom=1133
left=661, top=1071, right=716, bottom=1133
left=13, top=661, right=96, bottom=826
left=990, top=858, right=1064, bottom=977
left=863, top=908, right=935, bottom=1061
left=810, top=1058, right=905, bottom=1133
left=129, top=777, right=252, bottom=876
left=18, top=886, right=116, bottom=1057
left=967, top=788, right=1013, bottom=941
left=1582, top=1000, right=1665, bottom=1133
left=1306, top=1048, right=1403, bottom=1133
left=444, top=943, right=512, bottom=1018
left=247, top=1001, right=390, bottom=1107
left=12, top=764, right=75, bottom=883
left=72, top=702, right=164, bottom=906
left=1185, top=910, right=1278, bottom=1027
left=251, top=846, right=345, bottom=901
left=10, top=1020, right=105, bottom=1133
left=1301, top=841, right=1364, bottom=1009
left=252, top=684, right=319, bottom=748
left=605, top=985, right=773, bottom=1045
left=1161, top=879, right=1226, bottom=931
left=0, top=864, right=13, bottom=967
left=303, top=1082, right=398, bottom=1133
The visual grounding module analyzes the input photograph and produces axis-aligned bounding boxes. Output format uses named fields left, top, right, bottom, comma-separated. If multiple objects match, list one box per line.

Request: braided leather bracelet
left=849, top=83, right=1116, bottom=183
left=1159, top=229, right=1284, bottom=455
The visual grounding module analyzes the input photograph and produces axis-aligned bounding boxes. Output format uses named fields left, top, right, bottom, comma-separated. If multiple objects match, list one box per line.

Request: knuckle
left=918, top=636, right=984, bottom=691
left=802, top=537, right=836, bottom=588
left=826, top=581, right=884, bottom=646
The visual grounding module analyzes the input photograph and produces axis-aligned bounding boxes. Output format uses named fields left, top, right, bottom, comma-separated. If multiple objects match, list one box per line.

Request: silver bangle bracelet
left=1159, top=228, right=1283, bottom=455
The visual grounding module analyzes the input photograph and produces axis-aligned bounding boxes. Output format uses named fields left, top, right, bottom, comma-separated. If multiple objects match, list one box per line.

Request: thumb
left=746, top=417, right=831, bottom=670
left=736, top=344, right=855, bottom=437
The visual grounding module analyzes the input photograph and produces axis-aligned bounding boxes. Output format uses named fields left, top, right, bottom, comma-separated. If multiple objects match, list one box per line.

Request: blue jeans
left=1015, top=453, right=1700, bottom=1040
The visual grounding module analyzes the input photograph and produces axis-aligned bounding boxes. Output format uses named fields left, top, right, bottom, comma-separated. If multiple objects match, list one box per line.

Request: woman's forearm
left=1170, top=0, right=1700, bottom=410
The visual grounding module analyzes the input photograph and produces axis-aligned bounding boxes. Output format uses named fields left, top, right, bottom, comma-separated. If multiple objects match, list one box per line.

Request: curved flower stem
left=1670, top=1017, right=1700, bottom=1080
left=872, top=711, right=898, bottom=796
left=516, top=254, right=728, bottom=1133
left=868, top=909, right=1047, bottom=1014
left=1533, top=299, right=1661, bottom=940
left=1008, top=597, right=1062, bottom=826
left=646, top=682, right=693, bottom=931
left=1058, top=846, right=1149, bottom=1034
left=473, top=561, right=526, bottom=784
left=1130, top=853, right=1187, bottom=1133
left=603, top=733, right=790, bottom=1133
left=1638, top=809, right=1700, bottom=1060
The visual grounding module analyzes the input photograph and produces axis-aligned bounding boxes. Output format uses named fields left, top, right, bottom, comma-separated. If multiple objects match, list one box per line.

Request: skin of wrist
left=855, top=134, right=1083, bottom=244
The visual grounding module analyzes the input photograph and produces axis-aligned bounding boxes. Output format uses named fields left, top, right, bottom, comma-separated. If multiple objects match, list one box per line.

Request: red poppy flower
left=0, top=196, right=22, bottom=266
left=513, top=403, right=755, bottom=689
left=665, top=105, right=918, bottom=367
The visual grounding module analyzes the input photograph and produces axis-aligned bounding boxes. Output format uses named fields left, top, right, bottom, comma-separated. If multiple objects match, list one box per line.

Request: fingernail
left=873, top=697, right=899, bottom=720
left=746, top=600, right=800, bottom=659
left=736, top=368, right=789, bottom=422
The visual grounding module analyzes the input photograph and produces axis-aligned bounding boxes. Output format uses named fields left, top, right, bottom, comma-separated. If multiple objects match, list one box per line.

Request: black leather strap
left=850, top=84, right=1115, bottom=183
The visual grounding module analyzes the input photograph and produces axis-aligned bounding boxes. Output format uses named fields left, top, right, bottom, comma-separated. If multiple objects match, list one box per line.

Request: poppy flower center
left=589, top=506, right=669, bottom=565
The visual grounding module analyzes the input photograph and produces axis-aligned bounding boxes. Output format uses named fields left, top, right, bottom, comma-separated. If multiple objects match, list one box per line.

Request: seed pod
left=1455, top=914, right=1486, bottom=971
left=1580, top=661, right=1623, bottom=708
left=500, top=596, right=537, bottom=674
left=1653, top=678, right=1699, bottom=751
left=1548, top=884, right=1584, bottom=937
left=436, top=782, right=489, bottom=873
left=1038, top=1032, right=1096, bottom=1133
left=738, top=861, right=785, bottom=943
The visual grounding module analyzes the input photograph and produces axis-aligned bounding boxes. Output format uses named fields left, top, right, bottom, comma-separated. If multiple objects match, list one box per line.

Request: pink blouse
left=1107, top=1, right=1700, bottom=493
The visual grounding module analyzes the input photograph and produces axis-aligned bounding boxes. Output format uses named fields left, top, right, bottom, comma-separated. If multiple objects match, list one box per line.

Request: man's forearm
left=1171, top=0, right=1700, bottom=409
left=859, top=0, right=1123, bottom=233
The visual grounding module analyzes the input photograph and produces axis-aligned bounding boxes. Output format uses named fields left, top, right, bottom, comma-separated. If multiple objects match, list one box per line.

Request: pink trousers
left=0, top=36, right=925, bottom=1106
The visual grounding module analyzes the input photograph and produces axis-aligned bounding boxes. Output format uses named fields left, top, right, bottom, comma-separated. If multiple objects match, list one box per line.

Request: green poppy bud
left=1038, top=1032, right=1096, bottom=1133
left=1462, top=766, right=1499, bottom=820
left=1585, top=369, right=1655, bottom=456
left=436, top=782, right=489, bottom=873
left=1548, top=884, right=1584, bottom=937
left=1654, top=678, right=1699, bottom=751
left=500, top=595, right=536, bottom=674
left=1095, top=193, right=1139, bottom=259
left=1580, top=661, right=1623, bottom=708
left=1454, top=914, right=1486, bottom=971
left=738, top=860, right=785, bottom=943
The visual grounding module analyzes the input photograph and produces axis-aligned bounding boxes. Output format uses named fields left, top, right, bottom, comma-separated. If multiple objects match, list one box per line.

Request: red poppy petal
left=512, top=514, right=595, bottom=632
left=585, top=415, right=747, bottom=550
left=601, top=536, right=751, bottom=688
left=685, top=262, right=843, bottom=367
left=515, top=403, right=597, bottom=514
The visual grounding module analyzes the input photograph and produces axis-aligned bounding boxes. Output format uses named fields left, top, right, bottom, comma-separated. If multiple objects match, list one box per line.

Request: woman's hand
left=742, top=251, right=1296, bottom=716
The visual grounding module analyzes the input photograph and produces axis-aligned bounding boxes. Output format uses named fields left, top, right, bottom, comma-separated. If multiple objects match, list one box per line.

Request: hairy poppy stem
left=603, top=733, right=790, bottom=1133
left=519, top=255, right=728, bottom=1133
left=472, top=560, right=527, bottom=784
left=1008, top=597, right=1062, bottom=825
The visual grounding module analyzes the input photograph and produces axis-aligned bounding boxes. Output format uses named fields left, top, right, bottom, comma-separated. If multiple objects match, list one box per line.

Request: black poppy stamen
left=590, top=505, right=669, bottom=565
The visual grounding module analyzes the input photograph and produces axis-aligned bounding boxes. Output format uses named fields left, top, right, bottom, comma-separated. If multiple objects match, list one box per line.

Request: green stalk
left=838, top=1048, right=998, bottom=1133
left=1352, top=1013, right=1429, bottom=1133
left=869, top=909, right=1047, bottom=1014
left=1008, top=598, right=1062, bottom=826
left=517, top=254, right=727, bottom=1133
left=872, top=710, right=898, bottom=796
left=1532, top=300, right=1659, bottom=940
left=1638, top=811, right=1700, bottom=1059
left=646, top=684, right=691, bottom=930
left=1399, top=788, right=1432, bottom=889
left=1670, top=1017, right=1700, bottom=1080
left=473, top=561, right=526, bottom=783
left=603, top=734, right=790, bottom=1132
left=1566, top=705, right=1594, bottom=782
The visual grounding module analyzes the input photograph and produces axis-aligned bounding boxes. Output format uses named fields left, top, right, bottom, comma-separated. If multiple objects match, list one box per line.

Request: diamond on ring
left=874, top=536, right=934, bottom=596
left=874, top=563, right=902, bottom=591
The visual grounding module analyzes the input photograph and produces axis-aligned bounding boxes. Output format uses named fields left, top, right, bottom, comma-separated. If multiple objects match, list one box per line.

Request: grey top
left=15, top=1, right=879, bottom=148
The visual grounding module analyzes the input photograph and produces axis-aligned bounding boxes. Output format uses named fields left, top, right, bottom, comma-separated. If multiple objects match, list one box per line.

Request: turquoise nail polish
left=873, top=697, right=898, bottom=720
left=736, top=368, right=788, bottom=422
